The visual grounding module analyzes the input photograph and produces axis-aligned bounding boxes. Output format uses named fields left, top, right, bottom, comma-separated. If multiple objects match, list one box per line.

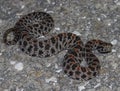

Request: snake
left=3, top=12, right=112, bottom=80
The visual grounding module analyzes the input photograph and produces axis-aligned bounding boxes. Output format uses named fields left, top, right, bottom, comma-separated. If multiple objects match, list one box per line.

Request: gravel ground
left=0, top=0, right=120, bottom=91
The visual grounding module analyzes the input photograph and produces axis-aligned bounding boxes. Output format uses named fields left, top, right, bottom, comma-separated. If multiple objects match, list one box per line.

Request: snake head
left=97, top=42, right=113, bottom=53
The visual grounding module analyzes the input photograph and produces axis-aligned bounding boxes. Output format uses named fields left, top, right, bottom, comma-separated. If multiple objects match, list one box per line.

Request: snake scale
left=3, top=12, right=112, bottom=80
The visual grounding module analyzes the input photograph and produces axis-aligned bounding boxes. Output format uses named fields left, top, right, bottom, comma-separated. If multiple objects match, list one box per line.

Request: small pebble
left=47, top=0, right=51, bottom=4
left=55, top=63, right=58, bottom=69
left=111, top=39, right=118, bottom=45
left=112, top=63, right=118, bottom=69
left=81, top=16, right=86, bottom=19
left=46, top=63, right=51, bottom=67
left=78, top=85, right=85, bottom=91
left=112, top=49, right=116, bottom=53
left=56, top=68, right=62, bottom=73
left=47, top=11, right=54, bottom=13
left=16, top=87, right=24, bottom=91
left=14, top=62, right=24, bottom=71
left=94, top=83, right=101, bottom=88
left=0, top=77, right=4, bottom=80
left=55, top=27, right=60, bottom=31
left=97, top=17, right=101, bottom=21
left=45, top=76, right=57, bottom=83
left=10, top=61, right=16, bottom=65
left=72, top=31, right=81, bottom=36
left=0, top=52, right=2, bottom=56
left=118, top=54, right=120, bottom=58
left=21, top=5, right=25, bottom=9
left=39, top=36, right=45, bottom=38
left=116, top=1, right=120, bottom=5
left=107, top=23, right=111, bottom=26
left=78, top=82, right=89, bottom=91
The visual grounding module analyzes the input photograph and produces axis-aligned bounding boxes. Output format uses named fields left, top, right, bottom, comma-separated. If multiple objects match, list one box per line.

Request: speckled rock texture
left=0, top=0, right=120, bottom=91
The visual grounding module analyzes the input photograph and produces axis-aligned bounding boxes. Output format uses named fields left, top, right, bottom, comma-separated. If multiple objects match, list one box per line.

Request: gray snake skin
left=3, top=12, right=112, bottom=80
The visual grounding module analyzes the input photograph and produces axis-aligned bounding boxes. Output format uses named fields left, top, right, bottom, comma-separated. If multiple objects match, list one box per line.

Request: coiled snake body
left=3, top=12, right=112, bottom=80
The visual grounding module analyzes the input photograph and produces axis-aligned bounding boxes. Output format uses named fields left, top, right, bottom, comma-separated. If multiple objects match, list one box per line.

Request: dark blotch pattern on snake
left=3, top=12, right=112, bottom=80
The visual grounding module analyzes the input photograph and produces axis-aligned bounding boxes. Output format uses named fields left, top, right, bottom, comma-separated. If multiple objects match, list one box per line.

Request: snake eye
left=97, top=43, right=113, bottom=53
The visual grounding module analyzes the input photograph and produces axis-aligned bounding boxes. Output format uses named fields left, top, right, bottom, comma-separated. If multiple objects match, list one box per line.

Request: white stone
left=16, top=87, right=24, bottom=91
left=55, top=63, right=58, bottom=69
left=78, top=85, right=85, bottom=91
left=78, top=82, right=89, bottom=91
left=47, top=11, right=54, bottom=13
left=14, top=62, right=24, bottom=71
left=107, top=23, right=111, bottom=26
left=116, top=1, right=120, bottom=5
left=0, top=52, right=2, bottom=56
left=72, top=31, right=81, bottom=36
left=52, top=2, right=55, bottom=5
left=45, top=76, right=57, bottom=83
left=56, top=68, right=62, bottom=73
left=97, top=17, right=101, bottom=21
left=118, top=54, right=120, bottom=58
left=0, top=77, right=4, bottom=80
left=101, top=14, right=107, bottom=18
left=55, top=27, right=60, bottom=31
left=60, top=3, right=62, bottom=6
left=44, top=8, right=47, bottom=12
left=94, top=83, right=101, bottom=88
left=47, top=0, right=51, bottom=4
left=112, top=62, right=118, bottom=69
left=10, top=61, right=16, bottom=65
left=21, top=5, right=25, bottom=9
left=81, top=16, right=86, bottom=19
left=1, top=49, right=5, bottom=52
left=16, top=13, right=23, bottom=18
left=114, top=19, right=117, bottom=22
left=39, top=36, right=45, bottom=38
left=111, top=39, right=118, bottom=45
left=112, top=49, right=116, bottom=52
left=46, top=63, right=51, bottom=67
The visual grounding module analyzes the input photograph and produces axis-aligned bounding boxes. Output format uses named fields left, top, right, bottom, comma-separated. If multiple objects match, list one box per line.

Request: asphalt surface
left=0, top=0, right=120, bottom=91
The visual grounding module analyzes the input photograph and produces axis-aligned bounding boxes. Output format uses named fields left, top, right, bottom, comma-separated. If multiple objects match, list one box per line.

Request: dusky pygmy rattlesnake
left=3, top=12, right=112, bottom=80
